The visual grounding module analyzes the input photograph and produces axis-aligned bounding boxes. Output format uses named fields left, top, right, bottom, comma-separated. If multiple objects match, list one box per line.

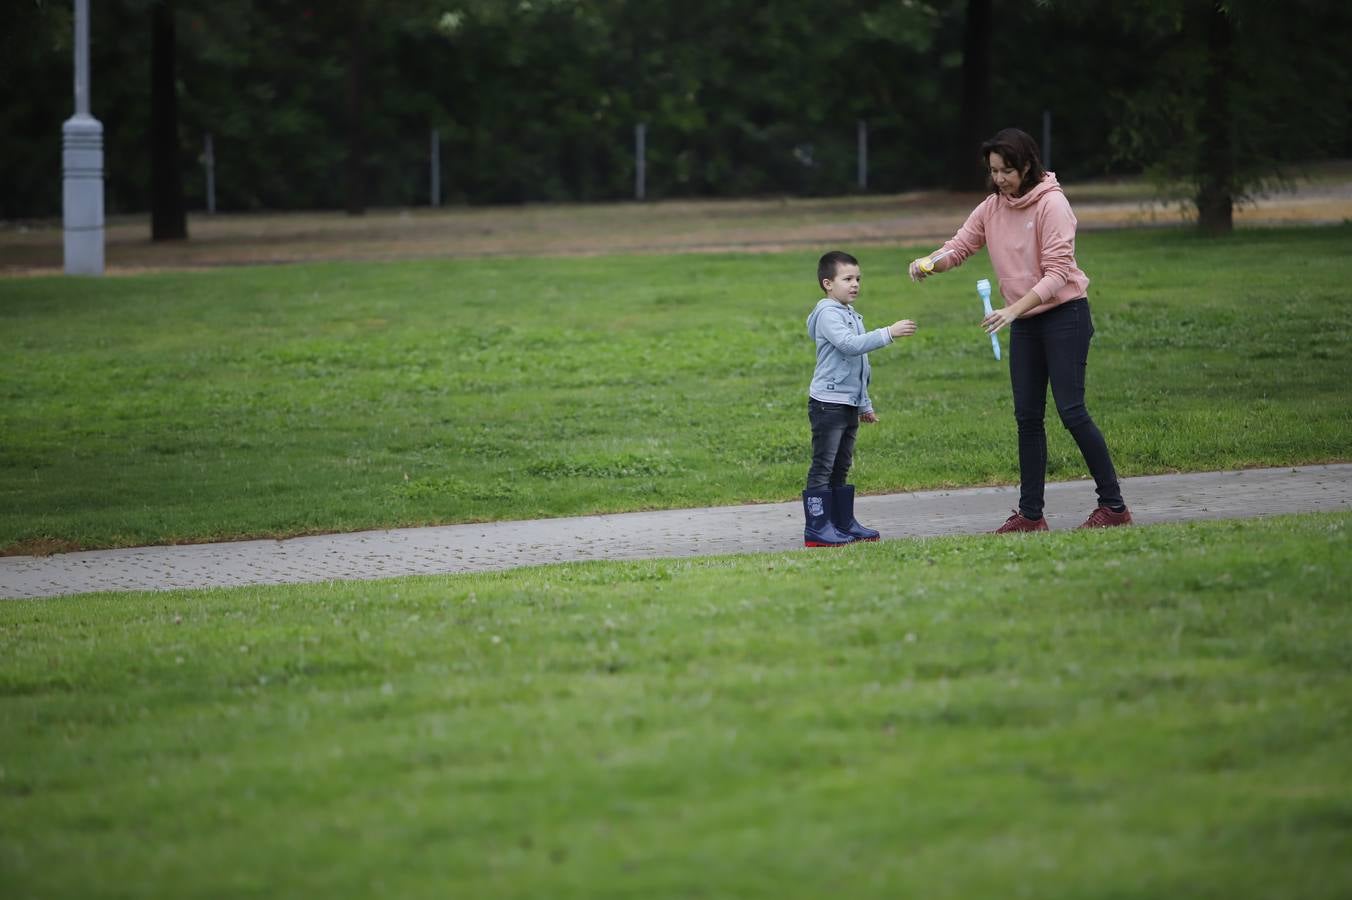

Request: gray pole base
left=62, top=113, right=106, bottom=276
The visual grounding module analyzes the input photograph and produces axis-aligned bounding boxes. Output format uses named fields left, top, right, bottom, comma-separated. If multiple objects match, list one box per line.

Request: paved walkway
left=3, top=465, right=1349, bottom=601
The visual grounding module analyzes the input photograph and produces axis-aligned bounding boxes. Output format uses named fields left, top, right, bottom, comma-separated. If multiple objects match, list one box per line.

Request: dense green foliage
left=2, top=512, right=1349, bottom=897
left=2, top=225, right=1349, bottom=552
left=4, top=0, right=1348, bottom=217
left=1100, top=0, right=1352, bottom=221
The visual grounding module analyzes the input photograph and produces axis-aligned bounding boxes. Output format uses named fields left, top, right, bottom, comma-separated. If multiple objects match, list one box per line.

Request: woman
left=910, top=127, right=1131, bottom=532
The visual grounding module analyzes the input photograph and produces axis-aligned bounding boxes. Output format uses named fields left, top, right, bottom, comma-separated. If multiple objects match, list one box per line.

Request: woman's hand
left=910, top=250, right=952, bottom=282
left=983, top=307, right=1017, bottom=334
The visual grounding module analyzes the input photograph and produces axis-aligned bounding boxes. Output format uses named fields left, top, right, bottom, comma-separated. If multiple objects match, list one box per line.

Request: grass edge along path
left=2, top=511, right=1351, bottom=898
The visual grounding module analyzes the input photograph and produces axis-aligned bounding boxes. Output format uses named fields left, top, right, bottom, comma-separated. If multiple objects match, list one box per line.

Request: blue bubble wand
left=976, top=278, right=1002, bottom=361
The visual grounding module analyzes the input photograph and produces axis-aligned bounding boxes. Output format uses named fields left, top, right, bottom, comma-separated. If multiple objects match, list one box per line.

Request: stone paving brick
left=2, top=465, right=1348, bottom=600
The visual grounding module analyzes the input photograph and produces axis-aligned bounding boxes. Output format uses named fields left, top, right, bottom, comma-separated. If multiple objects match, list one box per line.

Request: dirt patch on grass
left=2, top=537, right=85, bottom=558
left=3, top=176, right=1349, bottom=277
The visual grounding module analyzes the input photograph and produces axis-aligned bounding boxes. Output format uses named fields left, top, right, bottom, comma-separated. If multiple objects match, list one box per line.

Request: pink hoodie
left=938, top=172, right=1089, bottom=315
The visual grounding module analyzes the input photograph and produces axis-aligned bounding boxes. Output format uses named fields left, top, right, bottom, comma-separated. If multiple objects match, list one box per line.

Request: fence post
left=203, top=133, right=216, bottom=214
left=635, top=123, right=646, bottom=201
left=430, top=128, right=441, bottom=207
left=857, top=119, right=868, bottom=191
left=1042, top=109, right=1052, bottom=171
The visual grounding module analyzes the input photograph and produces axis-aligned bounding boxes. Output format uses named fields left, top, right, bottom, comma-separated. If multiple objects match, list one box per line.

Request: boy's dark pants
left=807, top=399, right=859, bottom=490
left=1009, top=298, right=1123, bottom=519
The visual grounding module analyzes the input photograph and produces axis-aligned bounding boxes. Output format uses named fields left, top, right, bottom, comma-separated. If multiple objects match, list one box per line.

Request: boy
left=803, top=251, right=916, bottom=547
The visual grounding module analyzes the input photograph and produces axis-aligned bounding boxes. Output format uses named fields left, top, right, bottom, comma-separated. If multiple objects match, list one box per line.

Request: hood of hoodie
left=1004, top=171, right=1062, bottom=210
left=806, top=297, right=854, bottom=334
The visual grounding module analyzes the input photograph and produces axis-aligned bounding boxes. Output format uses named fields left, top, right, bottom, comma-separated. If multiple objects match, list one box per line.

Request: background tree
left=1100, top=0, right=1352, bottom=233
left=341, top=0, right=369, bottom=215
left=948, top=0, right=991, bottom=190
left=1193, top=1, right=1232, bottom=233
left=150, top=0, right=188, bottom=240
left=1, top=2, right=71, bottom=220
left=0, top=0, right=1345, bottom=222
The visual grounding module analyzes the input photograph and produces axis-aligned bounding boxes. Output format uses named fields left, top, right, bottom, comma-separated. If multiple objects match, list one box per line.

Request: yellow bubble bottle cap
left=918, top=249, right=952, bottom=274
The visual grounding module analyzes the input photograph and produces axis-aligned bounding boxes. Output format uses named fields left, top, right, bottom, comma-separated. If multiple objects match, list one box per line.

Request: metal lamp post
left=63, top=0, right=105, bottom=275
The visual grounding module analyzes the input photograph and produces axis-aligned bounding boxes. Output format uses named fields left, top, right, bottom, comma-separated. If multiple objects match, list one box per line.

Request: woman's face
left=988, top=152, right=1031, bottom=196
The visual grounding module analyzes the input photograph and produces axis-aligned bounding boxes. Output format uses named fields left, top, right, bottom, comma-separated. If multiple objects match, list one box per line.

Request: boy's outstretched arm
left=819, top=308, right=895, bottom=356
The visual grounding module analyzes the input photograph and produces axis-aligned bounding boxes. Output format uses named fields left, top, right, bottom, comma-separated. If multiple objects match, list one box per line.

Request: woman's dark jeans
left=1008, top=299, right=1123, bottom=518
left=806, top=399, right=859, bottom=490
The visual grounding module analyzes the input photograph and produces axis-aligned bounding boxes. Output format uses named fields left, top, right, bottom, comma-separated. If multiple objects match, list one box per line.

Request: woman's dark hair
left=817, top=250, right=858, bottom=290
left=979, top=128, right=1046, bottom=197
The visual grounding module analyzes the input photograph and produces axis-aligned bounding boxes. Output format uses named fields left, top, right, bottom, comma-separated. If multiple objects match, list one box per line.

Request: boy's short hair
left=817, top=250, right=858, bottom=291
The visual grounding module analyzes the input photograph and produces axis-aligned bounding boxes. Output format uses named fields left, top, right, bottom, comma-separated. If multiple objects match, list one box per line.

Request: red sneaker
left=993, top=510, right=1049, bottom=534
left=1078, top=506, right=1133, bottom=529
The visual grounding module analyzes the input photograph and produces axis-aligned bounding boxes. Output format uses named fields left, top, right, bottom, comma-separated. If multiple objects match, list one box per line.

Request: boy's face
left=822, top=263, right=861, bottom=305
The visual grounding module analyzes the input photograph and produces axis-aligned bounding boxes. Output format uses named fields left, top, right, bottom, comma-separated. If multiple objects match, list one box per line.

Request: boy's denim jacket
left=806, top=298, right=893, bottom=415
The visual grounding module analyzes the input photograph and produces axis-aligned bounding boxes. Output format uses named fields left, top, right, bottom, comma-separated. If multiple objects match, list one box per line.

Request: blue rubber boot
left=832, top=484, right=880, bottom=542
left=803, top=489, right=854, bottom=547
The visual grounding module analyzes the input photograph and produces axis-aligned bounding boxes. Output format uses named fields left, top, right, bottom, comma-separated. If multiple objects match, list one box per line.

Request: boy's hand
left=889, top=319, right=917, bottom=338
left=861, top=411, right=879, bottom=424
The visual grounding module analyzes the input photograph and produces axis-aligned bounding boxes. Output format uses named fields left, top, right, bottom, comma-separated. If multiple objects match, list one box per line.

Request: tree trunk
left=1195, top=2, right=1234, bottom=235
left=344, top=6, right=367, bottom=216
left=948, top=0, right=991, bottom=191
left=150, top=0, right=187, bottom=240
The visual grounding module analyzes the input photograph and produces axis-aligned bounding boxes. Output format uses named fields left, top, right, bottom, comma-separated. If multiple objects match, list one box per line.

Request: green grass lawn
left=2, top=225, right=1350, bottom=553
left=2, top=512, right=1349, bottom=898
